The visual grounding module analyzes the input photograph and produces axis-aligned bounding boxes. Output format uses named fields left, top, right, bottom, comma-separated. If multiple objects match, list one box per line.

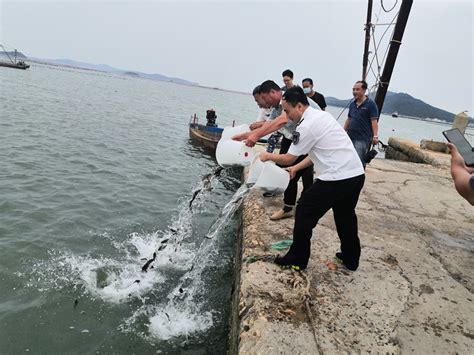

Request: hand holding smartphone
left=442, top=128, right=474, bottom=166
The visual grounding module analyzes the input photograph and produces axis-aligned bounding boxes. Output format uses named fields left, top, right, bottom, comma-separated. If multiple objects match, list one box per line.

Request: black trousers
left=278, top=137, right=314, bottom=207
left=286, top=174, right=365, bottom=270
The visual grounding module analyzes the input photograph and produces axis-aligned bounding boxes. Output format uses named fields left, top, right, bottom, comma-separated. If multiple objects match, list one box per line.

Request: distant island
left=28, top=57, right=198, bottom=86
left=326, top=92, right=473, bottom=124
left=2, top=51, right=471, bottom=123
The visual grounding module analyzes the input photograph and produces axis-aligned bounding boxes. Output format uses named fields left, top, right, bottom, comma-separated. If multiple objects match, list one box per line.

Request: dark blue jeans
left=352, top=139, right=371, bottom=168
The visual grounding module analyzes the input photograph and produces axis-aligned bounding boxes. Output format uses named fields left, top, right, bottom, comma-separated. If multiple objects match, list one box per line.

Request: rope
left=365, top=10, right=399, bottom=92
left=300, top=271, right=323, bottom=354
left=335, top=98, right=354, bottom=122
left=381, top=0, right=399, bottom=13
left=0, top=44, right=14, bottom=64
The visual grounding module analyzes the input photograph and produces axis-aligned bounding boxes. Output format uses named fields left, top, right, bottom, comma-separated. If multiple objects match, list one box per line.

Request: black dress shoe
left=274, top=255, right=307, bottom=270
left=334, top=252, right=358, bottom=271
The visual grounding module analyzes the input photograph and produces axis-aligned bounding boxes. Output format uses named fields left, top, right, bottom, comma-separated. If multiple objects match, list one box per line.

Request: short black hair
left=282, top=69, right=294, bottom=79
left=355, top=80, right=368, bottom=90
left=282, top=86, right=309, bottom=107
left=252, top=85, right=261, bottom=95
left=302, top=78, right=313, bottom=86
left=259, top=80, right=281, bottom=94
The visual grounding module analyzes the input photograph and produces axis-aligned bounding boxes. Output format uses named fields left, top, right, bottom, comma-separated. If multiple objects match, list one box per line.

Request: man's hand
left=285, top=166, right=297, bottom=179
left=259, top=152, right=271, bottom=162
left=244, top=132, right=260, bottom=147
left=448, top=143, right=466, bottom=168
left=249, top=122, right=263, bottom=130
left=232, top=132, right=250, bottom=141
left=372, top=136, right=379, bottom=145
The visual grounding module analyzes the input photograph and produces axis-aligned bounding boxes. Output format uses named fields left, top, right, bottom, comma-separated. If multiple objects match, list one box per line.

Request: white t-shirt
left=288, top=107, right=364, bottom=181
left=256, top=108, right=272, bottom=122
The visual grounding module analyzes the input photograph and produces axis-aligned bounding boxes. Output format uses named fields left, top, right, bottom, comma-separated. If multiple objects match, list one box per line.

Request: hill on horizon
left=326, top=91, right=473, bottom=123
left=27, top=57, right=197, bottom=86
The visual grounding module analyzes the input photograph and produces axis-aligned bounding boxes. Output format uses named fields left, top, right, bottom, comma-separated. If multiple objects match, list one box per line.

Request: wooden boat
left=0, top=61, right=30, bottom=70
left=189, top=113, right=223, bottom=150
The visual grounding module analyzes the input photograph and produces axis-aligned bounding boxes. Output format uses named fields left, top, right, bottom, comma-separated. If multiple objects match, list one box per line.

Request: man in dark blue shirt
left=344, top=80, right=379, bottom=167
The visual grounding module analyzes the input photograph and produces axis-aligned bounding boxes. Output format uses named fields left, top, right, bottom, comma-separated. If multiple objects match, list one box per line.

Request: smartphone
left=443, top=128, right=474, bottom=166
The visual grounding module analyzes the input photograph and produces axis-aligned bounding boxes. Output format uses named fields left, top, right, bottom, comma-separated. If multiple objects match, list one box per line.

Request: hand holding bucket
left=246, top=154, right=290, bottom=194
left=220, top=124, right=251, bottom=141
left=216, top=139, right=255, bottom=167
left=216, top=124, right=256, bottom=167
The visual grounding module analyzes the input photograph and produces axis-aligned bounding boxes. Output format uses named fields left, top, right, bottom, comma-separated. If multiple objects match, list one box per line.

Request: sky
left=1, top=0, right=473, bottom=114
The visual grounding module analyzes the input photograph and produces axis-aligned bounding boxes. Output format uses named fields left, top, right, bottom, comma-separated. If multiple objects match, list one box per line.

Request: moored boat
left=0, top=60, right=30, bottom=70
left=189, top=110, right=224, bottom=150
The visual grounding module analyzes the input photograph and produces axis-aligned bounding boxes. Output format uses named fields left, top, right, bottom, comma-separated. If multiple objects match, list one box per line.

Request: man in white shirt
left=260, top=87, right=366, bottom=271
left=249, top=85, right=272, bottom=131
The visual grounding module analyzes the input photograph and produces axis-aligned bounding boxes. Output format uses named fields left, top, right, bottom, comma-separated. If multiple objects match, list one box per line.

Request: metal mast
left=374, top=0, right=413, bottom=114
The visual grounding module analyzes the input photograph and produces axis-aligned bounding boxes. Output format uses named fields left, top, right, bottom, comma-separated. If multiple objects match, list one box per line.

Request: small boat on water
left=0, top=60, right=30, bottom=70
left=0, top=46, right=30, bottom=70
left=189, top=109, right=224, bottom=150
left=392, top=111, right=399, bottom=118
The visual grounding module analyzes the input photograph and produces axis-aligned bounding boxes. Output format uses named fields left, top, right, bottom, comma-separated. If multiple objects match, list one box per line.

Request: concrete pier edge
left=230, top=154, right=473, bottom=354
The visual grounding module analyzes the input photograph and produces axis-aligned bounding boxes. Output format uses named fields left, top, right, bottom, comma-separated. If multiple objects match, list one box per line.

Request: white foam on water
left=148, top=306, right=214, bottom=341
left=27, top=249, right=166, bottom=304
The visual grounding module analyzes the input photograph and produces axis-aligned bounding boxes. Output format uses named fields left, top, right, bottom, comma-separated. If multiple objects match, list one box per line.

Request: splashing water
left=22, top=168, right=245, bottom=345
left=147, top=185, right=249, bottom=340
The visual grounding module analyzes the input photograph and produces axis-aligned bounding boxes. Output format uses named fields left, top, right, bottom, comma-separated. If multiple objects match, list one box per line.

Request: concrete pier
left=234, top=158, right=473, bottom=354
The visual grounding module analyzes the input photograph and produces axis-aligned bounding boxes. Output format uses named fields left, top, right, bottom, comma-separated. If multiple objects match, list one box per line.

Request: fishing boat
left=189, top=110, right=224, bottom=150
left=0, top=45, right=30, bottom=70
left=392, top=111, right=399, bottom=118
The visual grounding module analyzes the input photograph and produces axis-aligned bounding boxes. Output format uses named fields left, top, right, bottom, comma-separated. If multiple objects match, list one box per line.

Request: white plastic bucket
left=216, top=139, right=255, bottom=167
left=220, top=124, right=250, bottom=141
left=253, top=161, right=290, bottom=194
left=246, top=154, right=264, bottom=185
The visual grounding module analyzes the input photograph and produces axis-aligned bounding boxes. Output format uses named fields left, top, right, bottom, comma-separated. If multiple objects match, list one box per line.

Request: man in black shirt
left=302, top=78, right=327, bottom=111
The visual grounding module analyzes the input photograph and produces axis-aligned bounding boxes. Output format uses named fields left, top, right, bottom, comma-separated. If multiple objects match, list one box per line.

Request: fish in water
left=158, top=244, right=167, bottom=251
left=74, top=299, right=79, bottom=309
left=188, top=166, right=224, bottom=209
left=141, top=252, right=157, bottom=272
left=161, top=238, right=169, bottom=244
left=188, top=188, right=202, bottom=209
left=128, top=279, right=141, bottom=287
